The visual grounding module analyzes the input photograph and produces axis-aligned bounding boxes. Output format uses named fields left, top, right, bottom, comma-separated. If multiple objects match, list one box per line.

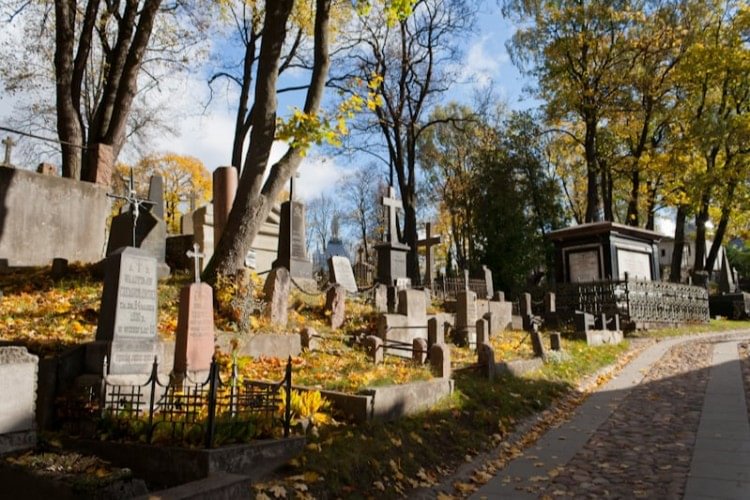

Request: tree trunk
left=583, top=116, right=602, bottom=222
left=626, top=168, right=639, bottom=226
left=402, top=192, right=419, bottom=283
left=693, top=193, right=710, bottom=272
left=669, top=204, right=687, bottom=283
left=705, top=180, right=736, bottom=274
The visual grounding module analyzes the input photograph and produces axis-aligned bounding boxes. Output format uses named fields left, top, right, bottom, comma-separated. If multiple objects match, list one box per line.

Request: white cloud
left=461, top=36, right=507, bottom=87
left=295, top=154, right=346, bottom=201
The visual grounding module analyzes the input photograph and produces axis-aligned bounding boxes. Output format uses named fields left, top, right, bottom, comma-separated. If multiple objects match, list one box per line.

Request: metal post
left=205, top=359, right=219, bottom=448
left=147, top=356, right=158, bottom=443
left=100, top=356, right=109, bottom=418
left=284, top=356, right=292, bottom=438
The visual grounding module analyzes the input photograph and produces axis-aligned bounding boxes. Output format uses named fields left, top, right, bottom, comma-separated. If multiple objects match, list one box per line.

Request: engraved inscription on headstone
left=567, top=250, right=600, bottom=283
left=291, top=203, right=306, bottom=259
left=174, top=283, right=214, bottom=375
left=616, top=249, right=652, bottom=280
left=115, top=255, right=157, bottom=337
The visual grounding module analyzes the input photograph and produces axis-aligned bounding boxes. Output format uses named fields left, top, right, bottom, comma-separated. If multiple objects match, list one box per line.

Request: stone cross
left=417, top=222, right=442, bottom=287
left=2, top=136, right=16, bottom=166
left=106, top=168, right=154, bottom=246
left=187, top=242, right=205, bottom=283
left=382, top=186, right=403, bottom=244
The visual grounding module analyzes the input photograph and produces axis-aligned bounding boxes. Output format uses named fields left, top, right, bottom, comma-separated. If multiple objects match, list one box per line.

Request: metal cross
left=382, top=186, right=403, bottom=244
left=2, top=136, right=16, bottom=166
left=186, top=242, right=205, bottom=283
left=106, top=167, right=154, bottom=247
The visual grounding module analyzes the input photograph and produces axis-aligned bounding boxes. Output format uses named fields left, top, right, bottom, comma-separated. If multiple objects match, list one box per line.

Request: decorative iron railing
left=553, top=278, right=709, bottom=327
left=63, top=357, right=292, bottom=448
left=433, top=276, right=488, bottom=301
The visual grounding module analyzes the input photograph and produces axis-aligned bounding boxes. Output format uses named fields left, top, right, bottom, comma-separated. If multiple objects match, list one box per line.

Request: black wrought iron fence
left=433, top=276, right=488, bottom=301
left=554, top=278, right=709, bottom=327
left=65, top=356, right=292, bottom=448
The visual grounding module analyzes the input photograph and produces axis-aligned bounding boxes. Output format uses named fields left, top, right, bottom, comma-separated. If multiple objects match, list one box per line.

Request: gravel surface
left=540, top=340, right=713, bottom=499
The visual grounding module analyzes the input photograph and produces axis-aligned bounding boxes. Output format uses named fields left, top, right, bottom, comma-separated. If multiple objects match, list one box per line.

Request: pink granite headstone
left=174, top=283, right=215, bottom=375
left=212, top=166, right=238, bottom=245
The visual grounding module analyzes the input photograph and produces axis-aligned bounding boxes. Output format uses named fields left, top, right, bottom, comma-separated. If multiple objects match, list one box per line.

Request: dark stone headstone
left=106, top=208, right=168, bottom=278
left=147, top=175, right=164, bottom=220
left=718, top=257, right=736, bottom=294
left=427, top=317, right=440, bottom=348
left=274, top=200, right=313, bottom=278
left=325, top=284, right=346, bottom=329
left=173, top=283, right=215, bottom=376
left=375, top=241, right=410, bottom=285
left=365, top=335, right=383, bottom=364
left=95, top=247, right=160, bottom=375
left=412, top=338, right=427, bottom=364
left=550, top=332, right=562, bottom=351
left=530, top=328, right=546, bottom=358
left=429, top=343, right=450, bottom=378
left=477, top=343, right=495, bottom=379
left=520, top=293, right=532, bottom=317
left=328, top=256, right=357, bottom=293
left=51, top=258, right=68, bottom=280
left=476, top=318, right=488, bottom=348
left=300, top=327, right=319, bottom=351
left=263, top=267, right=291, bottom=327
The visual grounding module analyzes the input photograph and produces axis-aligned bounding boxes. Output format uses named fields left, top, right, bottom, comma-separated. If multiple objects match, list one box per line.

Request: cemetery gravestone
left=147, top=175, right=165, bottom=220
left=263, top=267, right=291, bottom=327
left=365, top=335, right=384, bottom=364
left=375, top=187, right=410, bottom=285
left=93, top=247, right=160, bottom=375
left=173, top=246, right=215, bottom=377
left=429, top=343, right=451, bottom=378
left=483, top=265, right=494, bottom=299
left=455, top=290, right=478, bottom=347
left=550, top=332, right=562, bottom=351
left=412, top=338, right=428, bottom=364
left=0, top=347, right=38, bottom=454
left=530, top=327, right=546, bottom=358
left=427, top=317, right=443, bottom=348
left=476, top=318, right=488, bottom=348
left=193, top=204, right=214, bottom=270
left=325, top=285, right=346, bottom=329
left=213, top=166, right=238, bottom=245
left=2, top=136, right=16, bottom=167
left=477, top=343, right=495, bottom=380
left=377, top=289, right=428, bottom=358
left=300, top=327, right=320, bottom=351
left=328, top=256, right=358, bottom=293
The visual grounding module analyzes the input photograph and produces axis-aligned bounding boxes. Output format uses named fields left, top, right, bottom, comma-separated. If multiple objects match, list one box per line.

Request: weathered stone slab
left=325, top=285, right=346, bottom=329
left=300, top=327, right=319, bottom=351
left=497, top=358, right=544, bottom=377
left=365, top=335, right=383, bottom=364
left=0, top=347, right=38, bottom=454
left=429, top=343, right=451, bottom=379
left=328, top=256, right=357, bottom=293
left=217, top=333, right=301, bottom=359
left=360, top=379, right=454, bottom=421
left=412, top=338, right=427, bottom=364
left=174, top=283, right=215, bottom=376
left=477, top=343, right=495, bottom=379
left=263, top=267, right=290, bottom=327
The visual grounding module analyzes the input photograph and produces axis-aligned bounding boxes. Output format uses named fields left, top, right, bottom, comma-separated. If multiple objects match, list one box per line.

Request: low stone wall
left=217, top=332, right=302, bottom=359
left=496, top=358, right=544, bottom=377
left=0, top=166, right=109, bottom=267
left=318, top=378, right=455, bottom=423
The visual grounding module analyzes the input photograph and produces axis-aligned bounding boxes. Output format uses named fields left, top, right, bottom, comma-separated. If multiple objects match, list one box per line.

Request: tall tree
left=338, top=163, right=384, bottom=262
left=331, top=0, right=473, bottom=282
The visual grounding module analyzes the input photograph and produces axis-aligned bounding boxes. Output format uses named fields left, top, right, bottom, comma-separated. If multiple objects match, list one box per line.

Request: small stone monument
left=417, top=222, right=441, bottom=288
left=412, top=338, right=428, bottom=364
left=455, top=285, right=478, bottom=347
left=328, top=256, right=358, bottom=293
left=193, top=204, right=214, bottom=270
left=91, top=247, right=160, bottom=376
left=325, top=284, right=346, bottom=329
left=0, top=347, right=38, bottom=454
left=365, top=335, right=383, bottom=364
left=173, top=245, right=215, bottom=379
left=273, top=175, right=313, bottom=279
left=263, top=267, right=291, bottom=327
left=375, top=187, right=410, bottom=285
left=429, top=343, right=451, bottom=378
left=477, top=343, right=495, bottom=380
left=377, top=289, right=428, bottom=358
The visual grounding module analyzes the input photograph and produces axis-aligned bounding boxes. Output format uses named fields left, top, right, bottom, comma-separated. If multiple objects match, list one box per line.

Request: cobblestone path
left=541, top=341, right=712, bottom=499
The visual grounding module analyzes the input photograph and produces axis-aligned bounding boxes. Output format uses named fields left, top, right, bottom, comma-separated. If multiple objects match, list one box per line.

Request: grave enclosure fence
left=433, top=275, right=488, bottom=301
left=61, top=357, right=293, bottom=448
left=539, top=278, right=710, bottom=328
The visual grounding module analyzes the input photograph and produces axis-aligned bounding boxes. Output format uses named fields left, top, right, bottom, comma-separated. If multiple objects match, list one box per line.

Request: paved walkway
left=472, top=330, right=750, bottom=499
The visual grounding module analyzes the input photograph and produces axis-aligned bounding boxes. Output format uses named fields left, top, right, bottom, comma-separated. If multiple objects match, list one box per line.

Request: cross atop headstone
left=382, top=186, right=403, bottom=244
left=417, top=222, right=442, bottom=288
left=107, top=168, right=154, bottom=247
left=2, top=136, right=16, bottom=166
left=187, top=242, right=205, bottom=283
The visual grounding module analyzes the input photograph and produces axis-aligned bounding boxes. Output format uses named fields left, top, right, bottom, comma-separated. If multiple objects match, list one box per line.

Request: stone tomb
left=90, top=247, right=160, bottom=376
left=376, top=289, right=428, bottom=358
left=328, top=256, right=358, bottom=293
left=173, top=283, right=215, bottom=378
left=0, top=347, right=38, bottom=454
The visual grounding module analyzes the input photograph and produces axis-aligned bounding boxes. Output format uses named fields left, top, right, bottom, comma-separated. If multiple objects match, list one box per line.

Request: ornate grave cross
left=186, top=242, right=205, bottom=283
left=382, top=186, right=403, bottom=244
left=107, top=167, right=154, bottom=247
left=2, top=136, right=16, bottom=166
left=417, top=222, right=442, bottom=288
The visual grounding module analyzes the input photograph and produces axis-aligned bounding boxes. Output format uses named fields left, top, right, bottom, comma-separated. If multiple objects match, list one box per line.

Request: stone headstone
left=374, top=284, right=388, bottom=312
left=274, top=200, right=313, bottom=278
left=476, top=318, right=488, bottom=347
left=300, top=327, right=319, bottom=351
left=51, top=258, right=68, bottom=280
left=106, top=208, right=168, bottom=277
left=0, top=347, right=38, bottom=454
left=456, top=290, right=478, bottom=347
left=180, top=212, right=194, bottom=235
left=263, top=267, right=290, bottom=327
left=544, top=292, right=556, bottom=315
left=173, top=283, right=215, bottom=376
left=530, top=328, right=546, bottom=359
left=94, top=247, right=160, bottom=375
left=477, top=343, right=495, bottom=380
left=427, top=317, right=441, bottom=348
left=493, top=291, right=505, bottom=302
left=412, top=338, right=427, bottom=364
left=147, top=175, right=165, bottom=220
left=325, top=284, right=346, bottom=329
left=520, top=293, right=532, bottom=317
left=365, top=335, right=383, bottom=364
left=375, top=187, right=410, bottom=285
left=550, top=332, right=562, bottom=351
left=377, top=289, right=428, bottom=358
left=483, top=265, right=494, bottom=299
left=193, top=204, right=214, bottom=270
left=429, top=343, right=450, bottom=378
left=328, top=256, right=358, bottom=293
left=213, top=166, right=238, bottom=245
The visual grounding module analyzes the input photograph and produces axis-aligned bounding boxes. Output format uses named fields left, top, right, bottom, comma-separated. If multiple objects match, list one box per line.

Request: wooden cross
left=186, top=242, right=204, bottom=283
left=106, top=167, right=154, bottom=247
left=2, top=136, right=16, bottom=166
left=382, top=186, right=403, bottom=244
left=417, top=222, right=442, bottom=288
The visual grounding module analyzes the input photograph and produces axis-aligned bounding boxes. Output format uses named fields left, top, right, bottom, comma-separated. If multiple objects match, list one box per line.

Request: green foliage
left=727, top=243, right=750, bottom=279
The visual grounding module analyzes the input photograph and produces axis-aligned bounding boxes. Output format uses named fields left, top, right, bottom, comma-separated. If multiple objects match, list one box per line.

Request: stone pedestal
left=274, top=201, right=313, bottom=279
left=375, top=241, right=410, bottom=285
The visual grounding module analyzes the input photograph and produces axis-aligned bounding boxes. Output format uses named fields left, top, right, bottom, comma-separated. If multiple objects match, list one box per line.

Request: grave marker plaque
left=96, top=247, right=159, bottom=374
left=329, top=256, right=358, bottom=293
left=568, top=250, right=600, bottom=283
